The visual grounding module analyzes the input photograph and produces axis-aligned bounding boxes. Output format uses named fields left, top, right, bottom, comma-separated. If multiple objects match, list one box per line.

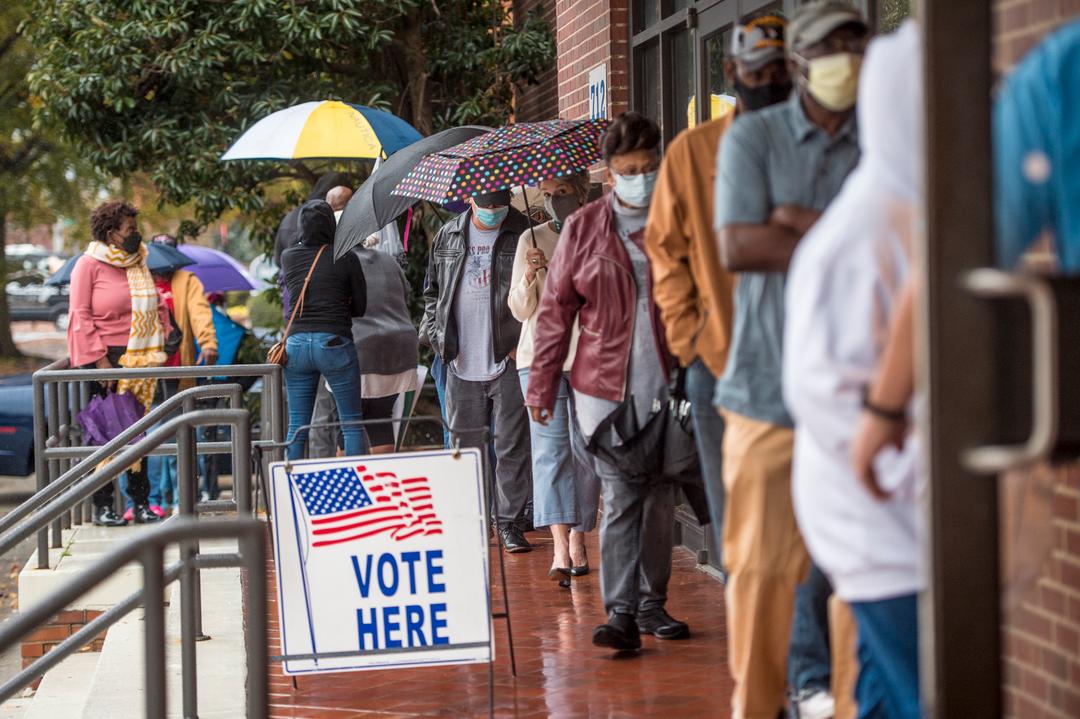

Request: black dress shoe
left=570, top=563, right=590, bottom=577
left=92, top=505, right=127, bottom=527
left=498, top=524, right=532, bottom=553
left=637, top=608, right=690, bottom=640
left=132, top=505, right=162, bottom=524
left=592, top=612, right=641, bottom=651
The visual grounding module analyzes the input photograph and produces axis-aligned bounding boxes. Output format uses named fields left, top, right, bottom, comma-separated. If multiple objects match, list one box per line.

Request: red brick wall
left=554, top=0, right=630, bottom=120
left=995, top=8, right=1080, bottom=719
left=21, top=609, right=106, bottom=679
left=995, top=0, right=1080, bottom=69
left=513, top=0, right=560, bottom=121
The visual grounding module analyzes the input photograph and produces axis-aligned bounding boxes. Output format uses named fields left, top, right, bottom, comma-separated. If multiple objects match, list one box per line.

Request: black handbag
left=163, top=310, right=183, bottom=356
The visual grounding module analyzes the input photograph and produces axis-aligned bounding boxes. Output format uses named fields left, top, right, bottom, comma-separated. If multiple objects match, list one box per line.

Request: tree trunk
left=395, top=12, right=433, bottom=136
left=0, top=211, right=23, bottom=358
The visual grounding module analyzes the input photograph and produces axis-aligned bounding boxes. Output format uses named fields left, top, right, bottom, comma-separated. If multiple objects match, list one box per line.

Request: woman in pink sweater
left=68, top=200, right=168, bottom=527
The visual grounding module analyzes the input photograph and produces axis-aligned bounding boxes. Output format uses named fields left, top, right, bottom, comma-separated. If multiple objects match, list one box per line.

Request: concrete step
left=21, top=651, right=99, bottom=719
left=80, top=539, right=246, bottom=718
left=0, top=696, right=31, bottom=719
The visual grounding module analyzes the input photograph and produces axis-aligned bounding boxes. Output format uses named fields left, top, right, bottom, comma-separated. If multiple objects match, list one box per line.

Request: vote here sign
left=269, top=449, right=491, bottom=675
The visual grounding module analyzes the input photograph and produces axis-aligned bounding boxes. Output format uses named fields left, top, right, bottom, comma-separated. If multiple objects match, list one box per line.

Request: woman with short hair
left=526, top=113, right=689, bottom=650
left=68, top=200, right=168, bottom=526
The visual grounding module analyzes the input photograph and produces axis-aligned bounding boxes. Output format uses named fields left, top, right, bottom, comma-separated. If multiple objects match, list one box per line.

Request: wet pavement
left=265, top=529, right=733, bottom=718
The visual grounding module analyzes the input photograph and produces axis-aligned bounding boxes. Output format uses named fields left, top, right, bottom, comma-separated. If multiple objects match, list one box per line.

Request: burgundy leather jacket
left=526, top=195, right=673, bottom=411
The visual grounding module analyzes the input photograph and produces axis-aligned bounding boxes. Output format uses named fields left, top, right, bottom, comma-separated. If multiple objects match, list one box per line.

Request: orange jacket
left=170, top=270, right=217, bottom=389
left=645, top=114, right=737, bottom=378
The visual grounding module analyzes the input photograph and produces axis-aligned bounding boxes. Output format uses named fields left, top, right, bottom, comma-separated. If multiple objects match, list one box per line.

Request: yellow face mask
left=800, top=52, right=862, bottom=112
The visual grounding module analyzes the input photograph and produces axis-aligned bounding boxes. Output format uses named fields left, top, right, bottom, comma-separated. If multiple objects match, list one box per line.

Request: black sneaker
left=592, top=612, right=642, bottom=651
left=132, top=505, right=162, bottom=524
left=498, top=524, right=532, bottom=553
left=92, top=505, right=127, bottom=527
left=636, top=608, right=690, bottom=640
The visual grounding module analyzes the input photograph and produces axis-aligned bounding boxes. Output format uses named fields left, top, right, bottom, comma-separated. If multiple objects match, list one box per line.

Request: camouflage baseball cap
left=731, top=12, right=788, bottom=70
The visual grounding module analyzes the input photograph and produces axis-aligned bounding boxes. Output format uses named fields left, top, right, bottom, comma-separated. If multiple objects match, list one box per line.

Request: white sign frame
left=588, top=63, right=608, bottom=120
left=269, top=448, right=492, bottom=675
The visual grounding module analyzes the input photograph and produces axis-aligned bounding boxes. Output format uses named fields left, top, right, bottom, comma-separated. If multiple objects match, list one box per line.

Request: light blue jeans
left=517, top=368, right=599, bottom=531
left=285, top=332, right=366, bottom=460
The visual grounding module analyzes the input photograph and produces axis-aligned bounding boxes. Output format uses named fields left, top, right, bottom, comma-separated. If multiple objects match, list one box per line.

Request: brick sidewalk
left=264, top=528, right=733, bottom=718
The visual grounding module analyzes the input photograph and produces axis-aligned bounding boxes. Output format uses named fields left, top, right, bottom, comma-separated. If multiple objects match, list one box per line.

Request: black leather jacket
left=420, top=208, right=528, bottom=364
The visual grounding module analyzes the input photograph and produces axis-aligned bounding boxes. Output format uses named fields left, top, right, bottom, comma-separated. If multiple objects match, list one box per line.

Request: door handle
left=960, top=268, right=1059, bottom=473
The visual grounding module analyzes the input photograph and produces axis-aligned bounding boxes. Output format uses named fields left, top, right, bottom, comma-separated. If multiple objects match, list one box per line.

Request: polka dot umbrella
left=391, top=119, right=609, bottom=204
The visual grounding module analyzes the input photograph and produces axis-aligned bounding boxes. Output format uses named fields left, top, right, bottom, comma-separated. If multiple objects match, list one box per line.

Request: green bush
left=247, top=292, right=282, bottom=331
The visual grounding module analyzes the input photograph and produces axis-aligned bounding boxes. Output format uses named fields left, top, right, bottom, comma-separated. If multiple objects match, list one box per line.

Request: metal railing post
left=141, top=544, right=168, bottom=719
left=240, top=528, right=268, bottom=719
left=233, top=414, right=252, bottom=516
left=46, top=382, right=62, bottom=549
left=176, top=414, right=202, bottom=718
left=76, top=381, right=90, bottom=526
left=57, top=382, right=71, bottom=531
left=32, top=374, right=49, bottom=569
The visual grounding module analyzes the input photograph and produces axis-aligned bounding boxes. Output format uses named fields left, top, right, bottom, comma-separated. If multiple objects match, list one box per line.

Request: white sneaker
left=795, top=690, right=835, bottom=719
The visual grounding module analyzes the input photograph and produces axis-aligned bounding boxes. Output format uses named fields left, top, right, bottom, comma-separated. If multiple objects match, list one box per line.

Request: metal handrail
left=0, top=384, right=242, bottom=539
left=0, top=518, right=268, bottom=718
left=32, top=357, right=285, bottom=567
left=0, top=409, right=252, bottom=560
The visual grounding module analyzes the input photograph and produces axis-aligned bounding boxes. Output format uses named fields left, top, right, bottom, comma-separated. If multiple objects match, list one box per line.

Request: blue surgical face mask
left=473, top=204, right=509, bottom=228
left=612, top=171, right=658, bottom=208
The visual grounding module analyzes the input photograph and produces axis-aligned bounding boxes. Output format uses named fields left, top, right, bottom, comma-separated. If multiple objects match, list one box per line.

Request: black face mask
left=544, top=193, right=582, bottom=231
left=733, top=78, right=793, bottom=112
left=120, top=231, right=143, bottom=255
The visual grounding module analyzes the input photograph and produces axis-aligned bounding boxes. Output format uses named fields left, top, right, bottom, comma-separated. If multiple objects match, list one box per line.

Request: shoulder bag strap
left=281, top=244, right=327, bottom=340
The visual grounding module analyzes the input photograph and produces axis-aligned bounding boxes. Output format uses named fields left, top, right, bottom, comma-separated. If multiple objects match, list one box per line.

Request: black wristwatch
left=860, top=386, right=907, bottom=423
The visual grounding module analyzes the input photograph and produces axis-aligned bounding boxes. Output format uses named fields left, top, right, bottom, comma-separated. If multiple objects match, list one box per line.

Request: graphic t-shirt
left=450, top=222, right=507, bottom=381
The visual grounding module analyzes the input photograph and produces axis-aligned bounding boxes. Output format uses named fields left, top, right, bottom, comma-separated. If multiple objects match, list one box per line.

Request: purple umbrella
left=77, top=392, right=146, bottom=446
left=176, top=245, right=265, bottom=292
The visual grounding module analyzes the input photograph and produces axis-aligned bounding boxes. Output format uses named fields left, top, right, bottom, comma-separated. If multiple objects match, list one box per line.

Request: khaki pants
left=721, top=410, right=811, bottom=719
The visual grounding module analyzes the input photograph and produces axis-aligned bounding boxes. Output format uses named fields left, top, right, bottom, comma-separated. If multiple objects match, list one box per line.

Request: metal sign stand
left=257, top=415, right=517, bottom=719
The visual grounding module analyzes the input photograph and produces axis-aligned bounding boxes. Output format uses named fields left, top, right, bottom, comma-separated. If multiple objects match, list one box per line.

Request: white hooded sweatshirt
left=783, top=21, right=925, bottom=603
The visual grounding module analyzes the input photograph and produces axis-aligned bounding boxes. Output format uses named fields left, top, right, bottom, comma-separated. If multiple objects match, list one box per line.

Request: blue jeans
left=517, top=369, right=599, bottom=531
left=685, top=359, right=726, bottom=569
left=850, top=594, right=920, bottom=719
left=284, top=332, right=365, bottom=460
left=430, top=355, right=450, bottom=449
left=789, top=564, right=834, bottom=697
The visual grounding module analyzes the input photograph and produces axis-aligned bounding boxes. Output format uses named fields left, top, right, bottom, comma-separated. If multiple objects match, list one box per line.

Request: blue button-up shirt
left=712, top=93, right=860, bottom=427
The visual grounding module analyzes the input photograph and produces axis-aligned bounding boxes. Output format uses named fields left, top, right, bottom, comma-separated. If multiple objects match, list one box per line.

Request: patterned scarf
left=85, top=240, right=166, bottom=409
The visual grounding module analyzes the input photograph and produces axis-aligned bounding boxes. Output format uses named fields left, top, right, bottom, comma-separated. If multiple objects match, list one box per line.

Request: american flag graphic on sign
left=291, top=465, right=443, bottom=548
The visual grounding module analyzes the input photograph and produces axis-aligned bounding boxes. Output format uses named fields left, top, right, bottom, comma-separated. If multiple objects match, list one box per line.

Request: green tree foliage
left=0, top=2, right=104, bottom=357
left=877, top=0, right=912, bottom=32
left=24, top=0, right=556, bottom=249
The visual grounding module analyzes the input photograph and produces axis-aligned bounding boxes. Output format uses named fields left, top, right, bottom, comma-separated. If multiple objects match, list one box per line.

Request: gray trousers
left=445, top=361, right=532, bottom=524
left=596, top=458, right=676, bottom=617
left=308, top=382, right=341, bottom=459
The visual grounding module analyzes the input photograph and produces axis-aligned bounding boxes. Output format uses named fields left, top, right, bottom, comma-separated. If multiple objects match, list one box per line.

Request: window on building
left=631, top=0, right=787, bottom=143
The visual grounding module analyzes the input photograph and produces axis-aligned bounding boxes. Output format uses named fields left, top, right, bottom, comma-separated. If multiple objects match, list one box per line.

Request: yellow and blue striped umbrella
left=220, top=101, right=422, bottom=161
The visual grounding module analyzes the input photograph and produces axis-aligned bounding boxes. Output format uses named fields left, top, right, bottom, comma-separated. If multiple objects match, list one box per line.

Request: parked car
left=6, top=269, right=69, bottom=329
left=0, top=374, right=35, bottom=476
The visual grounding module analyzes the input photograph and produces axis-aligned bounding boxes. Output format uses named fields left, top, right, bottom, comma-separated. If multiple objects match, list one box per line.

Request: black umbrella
left=333, top=126, right=492, bottom=260
left=46, top=245, right=195, bottom=286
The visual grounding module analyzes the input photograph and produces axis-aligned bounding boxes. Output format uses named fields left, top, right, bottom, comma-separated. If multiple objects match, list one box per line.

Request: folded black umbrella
left=585, top=395, right=710, bottom=525
left=333, top=125, right=491, bottom=260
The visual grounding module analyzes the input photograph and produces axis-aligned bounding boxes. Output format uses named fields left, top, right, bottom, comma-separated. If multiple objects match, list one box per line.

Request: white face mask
left=796, top=52, right=862, bottom=112
left=612, top=171, right=658, bottom=208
